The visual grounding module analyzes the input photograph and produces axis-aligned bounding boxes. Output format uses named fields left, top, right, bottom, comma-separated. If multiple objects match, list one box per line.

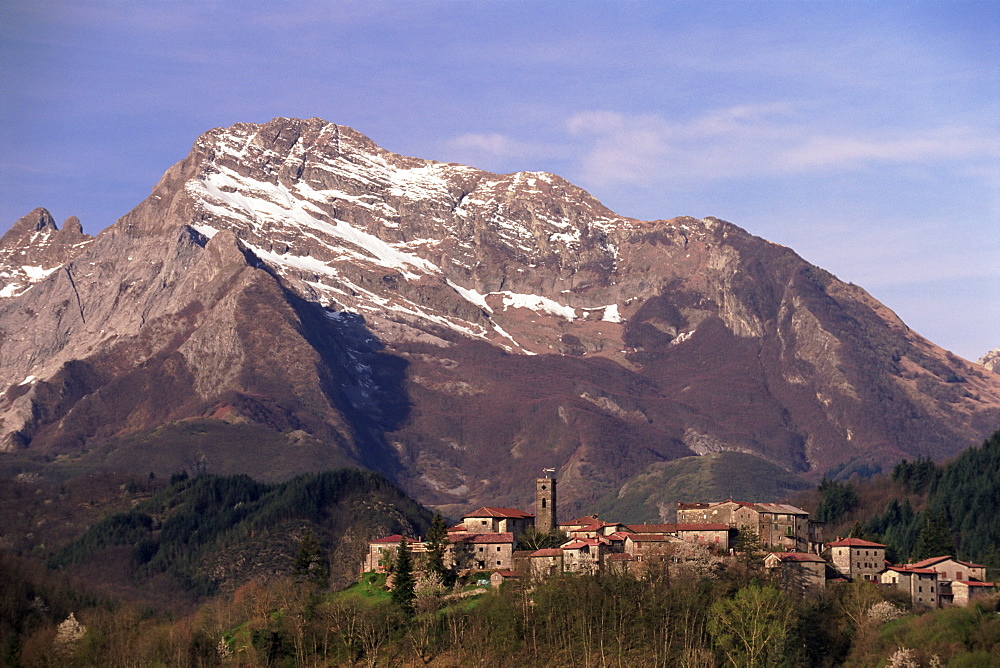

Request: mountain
left=0, top=208, right=93, bottom=298
left=2, top=117, right=999, bottom=519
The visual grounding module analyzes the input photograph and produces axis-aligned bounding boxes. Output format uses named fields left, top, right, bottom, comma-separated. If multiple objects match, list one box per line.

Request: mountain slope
left=2, top=117, right=998, bottom=517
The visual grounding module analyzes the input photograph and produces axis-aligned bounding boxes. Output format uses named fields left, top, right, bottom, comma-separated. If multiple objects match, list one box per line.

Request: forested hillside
left=49, top=469, right=434, bottom=596
left=807, top=430, right=1000, bottom=573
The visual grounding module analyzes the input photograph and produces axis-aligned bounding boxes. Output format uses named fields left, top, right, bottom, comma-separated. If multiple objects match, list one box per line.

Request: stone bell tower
left=535, top=469, right=557, bottom=533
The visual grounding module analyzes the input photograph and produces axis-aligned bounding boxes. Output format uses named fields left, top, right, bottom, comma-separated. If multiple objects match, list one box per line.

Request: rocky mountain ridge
left=0, top=209, right=92, bottom=299
left=2, top=117, right=998, bottom=518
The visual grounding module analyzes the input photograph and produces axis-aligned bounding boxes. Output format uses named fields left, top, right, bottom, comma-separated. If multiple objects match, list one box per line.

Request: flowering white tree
left=886, top=647, right=918, bottom=668
left=867, top=601, right=905, bottom=624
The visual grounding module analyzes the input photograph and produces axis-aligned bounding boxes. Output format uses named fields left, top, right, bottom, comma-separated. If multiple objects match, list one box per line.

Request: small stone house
left=561, top=538, right=608, bottom=574
left=363, top=535, right=423, bottom=572
left=951, top=580, right=997, bottom=606
left=622, top=533, right=678, bottom=556
left=462, top=507, right=535, bottom=536
left=452, top=532, right=516, bottom=571
left=489, top=570, right=522, bottom=587
left=605, top=552, right=636, bottom=574
left=764, top=552, right=827, bottom=595
left=824, top=537, right=886, bottom=582
left=528, top=548, right=563, bottom=579
left=880, top=566, right=939, bottom=608
left=627, top=523, right=733, bottom=549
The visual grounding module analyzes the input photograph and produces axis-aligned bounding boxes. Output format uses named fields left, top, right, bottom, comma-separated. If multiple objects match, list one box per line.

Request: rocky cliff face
left=2, top=117, right=999, bottom=516
left=977, top=348, right=1000, bottom=374
left=0, top=209, right=93, bottom=298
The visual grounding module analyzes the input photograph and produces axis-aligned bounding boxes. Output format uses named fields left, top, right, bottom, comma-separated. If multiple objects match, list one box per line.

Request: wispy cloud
left=449, top=133, right=522, bottom=157
left=562, top=107, right=998, bottom=186
left=780, top=127, right=993, bottom=171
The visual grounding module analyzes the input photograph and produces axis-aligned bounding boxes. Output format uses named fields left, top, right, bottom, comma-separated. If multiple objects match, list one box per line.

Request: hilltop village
left=365, top=475, right=996, bottom=609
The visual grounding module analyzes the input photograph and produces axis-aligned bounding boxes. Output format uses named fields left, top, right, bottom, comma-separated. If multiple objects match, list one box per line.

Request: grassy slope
left=594, top=451, right=812, bottom=523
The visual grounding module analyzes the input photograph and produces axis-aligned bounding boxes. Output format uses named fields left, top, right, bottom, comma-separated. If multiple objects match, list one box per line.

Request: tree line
left=812, top=430, right=1000, bottom=573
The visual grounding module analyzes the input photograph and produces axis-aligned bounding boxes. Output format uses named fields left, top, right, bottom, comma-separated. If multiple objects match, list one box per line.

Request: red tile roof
left=677, top=500, right=807, bottom=515
left=566, top=522, right=604, bottom=533
left=826, top=537, right=887, bottom=548
left=885, top=566, right=938, bottom=575
left=530, top=548, right=563, bottom=557
left=562, top=538, right=608, bottom=550
left=953, top=580, right=995, bottom=587
left=464, top=507, right=534, bottom=519
left=909, top=555, right=986, bottom=569
left=560, top=515, right=605, bottom=526
left=370, top=534, right=419, bottom=544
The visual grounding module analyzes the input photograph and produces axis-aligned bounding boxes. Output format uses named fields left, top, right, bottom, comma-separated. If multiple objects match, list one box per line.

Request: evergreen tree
left=815, top=478, right=859, bottom=524
left=425, top=513, right=449, bottom=580
left=293, top=529, right=329, bottom=587
left=913, top=511, right=953, bottom=560
left=391, top=536, right=416, bottom=617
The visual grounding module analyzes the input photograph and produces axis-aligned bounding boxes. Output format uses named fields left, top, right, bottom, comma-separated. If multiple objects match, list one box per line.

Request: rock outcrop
left=977, top=348, right=1000, bottom=373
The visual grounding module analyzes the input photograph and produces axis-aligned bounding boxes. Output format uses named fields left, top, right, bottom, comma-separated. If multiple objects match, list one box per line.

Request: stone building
left=907, top=556, right=987, bottom=583
left=627, top=523, right=734, bottom=550
left=561, top=538, right=608, bottom=574
left=451, top=532, right=516, bottom=571
left=677, top=500, right=819, bottom=552
left=535, top=474, right=557, bottom=533
left=528, top=548, right=563, bottom=579
left=461, top=507, right=535, bottom=536
left=824, top=537, right=886, bottom=582
left=951, top=581, right=997, bottom=606
left=880, top=566, right=939, bottom=609
left=906, top=556, right=990, bottom=606
left=559, top=515, right=626, bottom=538
left=764, top=552, right=827, bottom=595
left=363, top=535, right=423, bottom=572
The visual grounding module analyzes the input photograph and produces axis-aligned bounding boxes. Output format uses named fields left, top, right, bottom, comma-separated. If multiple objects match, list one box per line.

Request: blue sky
left=1, top=1, right=997, bottom=360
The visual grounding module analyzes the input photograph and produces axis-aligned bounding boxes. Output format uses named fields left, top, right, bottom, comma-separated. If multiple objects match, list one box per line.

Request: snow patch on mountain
left=500, top=292, right=577, bottom=320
